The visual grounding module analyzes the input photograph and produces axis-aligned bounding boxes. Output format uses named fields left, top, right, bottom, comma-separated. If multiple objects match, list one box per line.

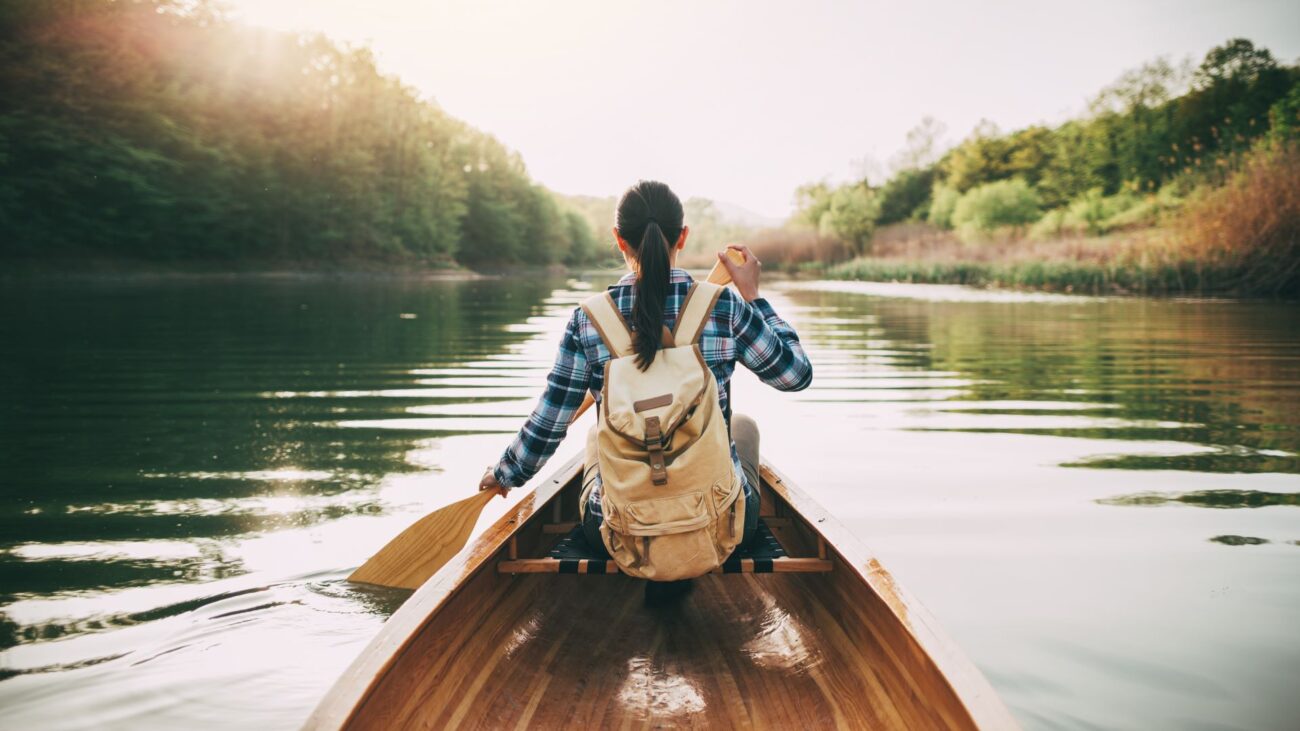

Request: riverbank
left=0, top=251, right=603, bottom=282
left=809, top=224, right=1238, bottom=296
left=0, top=246, right=468, bottom=278
left=823, top=255, right=1242, bottom=296
left=805, top=140, right=1300, bottom=298
left=0, top=268, right=489, bottom=284
left=820, top=228, right=1295, bottom=298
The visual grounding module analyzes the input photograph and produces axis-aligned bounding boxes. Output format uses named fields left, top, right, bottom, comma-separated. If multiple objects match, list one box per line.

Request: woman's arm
left=487, top=308, right=592, bottom=490
left=731, top=291, right=813, bottom=391
left=719, top=245, right=813, bottom=392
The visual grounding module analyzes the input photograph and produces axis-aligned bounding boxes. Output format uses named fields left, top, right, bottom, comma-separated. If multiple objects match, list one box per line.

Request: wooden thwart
left=497, top=557, right=833, bottom=575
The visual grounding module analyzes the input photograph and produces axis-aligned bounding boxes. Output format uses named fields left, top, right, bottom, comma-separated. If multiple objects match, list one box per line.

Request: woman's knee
left=732, top=413, right=759, bottom=445
left=732, top=413, right=760, bottom=457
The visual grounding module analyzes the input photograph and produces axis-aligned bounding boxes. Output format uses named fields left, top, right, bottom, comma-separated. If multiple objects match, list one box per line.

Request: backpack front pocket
left=621, top=491, right=710, bottom=536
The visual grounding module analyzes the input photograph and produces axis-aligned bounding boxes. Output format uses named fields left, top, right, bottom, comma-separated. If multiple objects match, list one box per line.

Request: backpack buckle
left=644, top=416, right=668, bottom=486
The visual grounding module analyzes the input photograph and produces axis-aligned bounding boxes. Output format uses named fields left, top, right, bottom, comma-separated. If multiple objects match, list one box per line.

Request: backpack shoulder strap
left=580, top=291, right=634, bottom=359
left=673, top=282, right=723, bottom=346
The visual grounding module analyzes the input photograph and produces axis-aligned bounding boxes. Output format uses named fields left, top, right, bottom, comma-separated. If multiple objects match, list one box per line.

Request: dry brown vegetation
left=676, top=227, right=854, bottom=269
left=1171, top=142, right=1300, bottom=295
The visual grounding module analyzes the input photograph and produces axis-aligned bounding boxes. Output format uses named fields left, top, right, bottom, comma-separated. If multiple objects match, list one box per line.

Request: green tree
left=818, top=184, right=880, bottom=254
left=1268, top=81, right=1300, bottom=143
left=792, top=181, right=834, bottom=228
left=877, top=167, right=936, bottom=225
left=927, top=183, right=961, bottom=229
left=943, top=120, right=1013, bottom=192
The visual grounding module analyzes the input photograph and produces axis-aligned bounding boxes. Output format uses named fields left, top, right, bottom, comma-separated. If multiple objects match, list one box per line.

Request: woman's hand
left=718, top=244, right=761, bottom=302
left=479, top=468, right=508, bottom=498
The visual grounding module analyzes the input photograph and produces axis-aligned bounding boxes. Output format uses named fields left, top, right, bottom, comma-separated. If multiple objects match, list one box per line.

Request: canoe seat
left=497, top=519, right=833, bottom=575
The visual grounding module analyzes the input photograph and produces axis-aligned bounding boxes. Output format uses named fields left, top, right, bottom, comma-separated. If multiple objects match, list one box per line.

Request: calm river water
left=1, top=275, right=1297, bottom=730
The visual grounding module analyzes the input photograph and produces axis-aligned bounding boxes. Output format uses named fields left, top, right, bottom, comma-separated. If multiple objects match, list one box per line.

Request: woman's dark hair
left=616, top=180, right=684, bottom=371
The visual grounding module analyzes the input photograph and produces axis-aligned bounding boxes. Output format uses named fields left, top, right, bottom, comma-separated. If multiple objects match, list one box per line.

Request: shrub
left=1029, top=209, right=1069, bottom=239
left=951, top=179, right=1041, bottom=240
left=1029, top=187, right=1182, bottom=240
left=1104, top=187, right=1182, bottom=231
left=927, top=184, right=961, bottom=229
left=1063, top=188, right=1140, bottom=235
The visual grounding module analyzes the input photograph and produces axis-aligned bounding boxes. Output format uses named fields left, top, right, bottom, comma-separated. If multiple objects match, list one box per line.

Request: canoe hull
left=308, top=456, right=1017, bottom=730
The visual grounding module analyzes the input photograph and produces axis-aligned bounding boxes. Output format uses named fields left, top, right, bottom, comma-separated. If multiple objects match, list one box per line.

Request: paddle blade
left=348, top=488, right=496, bottom=590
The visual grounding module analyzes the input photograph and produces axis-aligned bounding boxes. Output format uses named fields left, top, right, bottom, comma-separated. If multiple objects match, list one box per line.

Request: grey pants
left=581, top=413, right=761, bottom=557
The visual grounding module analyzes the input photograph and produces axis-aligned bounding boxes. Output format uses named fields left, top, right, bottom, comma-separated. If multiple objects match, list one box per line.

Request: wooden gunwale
left=306, top=454, right=1017, bottom=730
left=758, top=461, right=1018, bottom=730
left=305, top=453, right=586, bottom=730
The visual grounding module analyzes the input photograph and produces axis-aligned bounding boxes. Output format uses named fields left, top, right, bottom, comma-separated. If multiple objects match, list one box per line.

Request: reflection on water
left=1099, top=490, right=1300, bottom=509
left=752, top=281, right=1300, bottom=731
left=0, top=275, right=582, bottom=727
left=1, top=276, right=1298, bottom=730
left=1210, top=535, right=1271, bottom=546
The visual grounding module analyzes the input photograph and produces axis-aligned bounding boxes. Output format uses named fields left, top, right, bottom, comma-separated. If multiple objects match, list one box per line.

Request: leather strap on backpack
left=644, top=416, right=668, bottom=485
left=673, top=282, right=723, bottom=346
left=580, top=292, right=634, bottom=358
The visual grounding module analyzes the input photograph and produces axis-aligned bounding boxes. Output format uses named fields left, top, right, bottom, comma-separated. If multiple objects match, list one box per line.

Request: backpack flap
left=600, top=348, right=708, bottom=454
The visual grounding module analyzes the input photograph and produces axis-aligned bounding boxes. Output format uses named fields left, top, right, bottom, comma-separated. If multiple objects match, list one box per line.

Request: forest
left=0, top=0, right=604, bottom=269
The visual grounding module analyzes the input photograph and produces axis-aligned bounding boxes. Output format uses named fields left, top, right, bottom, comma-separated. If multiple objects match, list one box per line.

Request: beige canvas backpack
left=581, top=282, right=745, bottom=581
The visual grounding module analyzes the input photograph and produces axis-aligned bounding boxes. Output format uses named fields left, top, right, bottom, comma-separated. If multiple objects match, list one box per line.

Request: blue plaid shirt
left=493, top=268, right=813, bottom=499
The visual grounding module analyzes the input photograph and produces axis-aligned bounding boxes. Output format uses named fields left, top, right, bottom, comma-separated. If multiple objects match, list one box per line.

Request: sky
left=222, top=0, right=1300, bottom=220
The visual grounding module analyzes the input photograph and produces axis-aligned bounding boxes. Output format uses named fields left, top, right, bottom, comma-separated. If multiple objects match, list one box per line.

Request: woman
left=479, top=180, right=812, bottom=598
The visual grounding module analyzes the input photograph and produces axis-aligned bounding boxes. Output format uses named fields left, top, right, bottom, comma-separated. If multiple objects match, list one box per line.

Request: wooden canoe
left=307, top=454, right=1018, bottom=730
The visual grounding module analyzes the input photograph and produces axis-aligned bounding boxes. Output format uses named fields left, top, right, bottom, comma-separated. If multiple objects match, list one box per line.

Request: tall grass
left=1173, top=142, right=1300, bottom=296
left=719, top=228, right=854, bottom=269
left=826, top=257, right=1212, bottom=295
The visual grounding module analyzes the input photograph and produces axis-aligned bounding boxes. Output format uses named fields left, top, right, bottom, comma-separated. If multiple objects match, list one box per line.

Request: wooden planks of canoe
left=306, top=454, right=1018, bottom=730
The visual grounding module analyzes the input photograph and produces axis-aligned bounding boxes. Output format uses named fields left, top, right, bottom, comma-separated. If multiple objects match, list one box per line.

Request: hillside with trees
left=777, top=39, right=1299, bottom=295
left=0, top=0, right=604, bottom=270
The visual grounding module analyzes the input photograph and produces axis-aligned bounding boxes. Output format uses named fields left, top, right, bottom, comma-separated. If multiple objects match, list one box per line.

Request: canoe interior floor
left=352, top=569, right=970, bottom=730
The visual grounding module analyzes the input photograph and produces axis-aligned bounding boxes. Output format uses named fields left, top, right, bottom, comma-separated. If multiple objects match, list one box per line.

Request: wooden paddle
left=348, top=248, right=747, bottom=589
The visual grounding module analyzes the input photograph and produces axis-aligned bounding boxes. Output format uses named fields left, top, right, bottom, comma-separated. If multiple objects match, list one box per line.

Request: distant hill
left=709, top=200, right=784, bottom=229
left=557, top=193, right=775, bottom=263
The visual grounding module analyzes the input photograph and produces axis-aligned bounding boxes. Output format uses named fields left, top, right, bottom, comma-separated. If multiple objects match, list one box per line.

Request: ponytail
left=614, top=180, right=685, bottom=372
left=632, top=221, right=670, bottom=370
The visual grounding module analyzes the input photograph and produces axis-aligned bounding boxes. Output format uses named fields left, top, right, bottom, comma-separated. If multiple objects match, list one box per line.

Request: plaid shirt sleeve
left=492, top=308, right=591, bottom=488
left=730, top=291, right=813, bottom=391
